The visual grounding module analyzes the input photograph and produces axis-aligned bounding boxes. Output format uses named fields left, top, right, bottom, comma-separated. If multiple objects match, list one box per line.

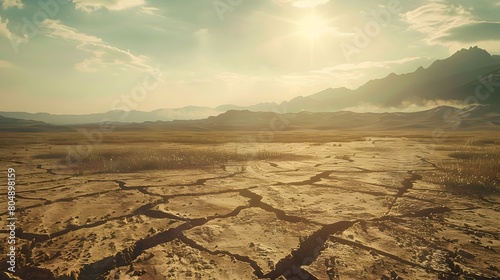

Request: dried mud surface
left=0, top=138, right=499, bottom=279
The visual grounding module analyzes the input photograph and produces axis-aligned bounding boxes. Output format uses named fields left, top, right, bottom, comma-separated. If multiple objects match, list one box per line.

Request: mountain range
left=146, top=104, right=500, bottom=131
left=1, top=46, right=500, bottom=125
left=1, top=105, right=498, bottom=132
left=0, top=115, right=71, bottom=132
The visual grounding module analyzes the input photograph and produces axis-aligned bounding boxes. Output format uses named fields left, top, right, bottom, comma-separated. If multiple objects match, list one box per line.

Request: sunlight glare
left=298, top=15, right=328, bottom=40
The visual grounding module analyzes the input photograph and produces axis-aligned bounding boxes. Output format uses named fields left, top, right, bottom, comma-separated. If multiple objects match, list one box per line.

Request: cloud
left=138, top=6, right=165, bottom=18
left=0, top=16, right=13, bottom=39
left=208, top=57, right=429, bottom=104
left=311, top=57, right=426, bottom=74
left=42, top=19, right=102, bottom=44
left=0, top=15, right=31, bottom=55
left=439, top=22, right=500, bottom=42
left=74, top=43, right=152, bottom=72
left=342, top=99, right=469, bottom=113
left=73, top=0, right=145, bottom=12
left=2, top=0, right=23, bottom=10
left=302, top=57, right=430, bottom=90
left=403, top=2, right=473, bottom=44
left=41, top=19, right=154, bottom=72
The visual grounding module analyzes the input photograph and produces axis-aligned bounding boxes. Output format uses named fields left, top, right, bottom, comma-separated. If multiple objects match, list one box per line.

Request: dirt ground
left=0, top=134, right=499, bottom=279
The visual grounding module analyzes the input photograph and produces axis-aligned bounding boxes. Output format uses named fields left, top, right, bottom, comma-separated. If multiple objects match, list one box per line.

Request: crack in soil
left=113, top=172, right=243, bottom=190
left=280, top=171, right=334, bottom=186
left=4, top=158, right=497, bottom=279
left=385, top=171, right=423, bottom=216
left=329, top=235, right=445, bottom=273
left=272, top=206, right=456, bottom=279
left=76, top=204, right=252, bottom=280
left=268, top=162, right=279, bottom=168
left=417, top=156, right=445, bottom=171
left=239, top=189, right=320, bottom=225
left=313, top=183, right=390, bottom=197
left=178, top=233, right=266, bottom=278
left=265, top=221, right=356, bottom=280
left=7, top=176, right=73, bottom=187
left=7, top=180, right=257, bottom=279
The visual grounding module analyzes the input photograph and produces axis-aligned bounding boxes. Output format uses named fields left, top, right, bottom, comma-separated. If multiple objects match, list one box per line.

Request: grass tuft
left=335, top=155, right=352, bottom=161
left=432, top=148, right=500, bottom=194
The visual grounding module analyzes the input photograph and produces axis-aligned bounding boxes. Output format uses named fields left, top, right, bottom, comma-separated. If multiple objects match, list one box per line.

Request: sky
left=1, top=0, right=500, bottom=114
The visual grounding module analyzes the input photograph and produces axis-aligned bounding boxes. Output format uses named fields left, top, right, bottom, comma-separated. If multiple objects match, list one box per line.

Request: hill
left=130, top=105, right=500, bottom=131
left=0, top=116, right=71, bottom=132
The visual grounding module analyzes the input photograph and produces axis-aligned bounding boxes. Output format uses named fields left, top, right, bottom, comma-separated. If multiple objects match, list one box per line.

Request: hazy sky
left=1, top=0, right=499, bottom=114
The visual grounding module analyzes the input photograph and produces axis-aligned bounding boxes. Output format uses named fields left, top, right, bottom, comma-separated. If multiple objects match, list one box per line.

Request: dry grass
left=432, top=147, right=500, bottom=194
left=37, top=147, right=306, bottom=174
left=0, top=131, right=371, bottom=147
left=334, top=155, right=352, bottom=161
left=2, top=131, right=499, bottom=146
left=32, top=152, right=68, bottom=159
left=464, top=137, right=500, bottom=146
left=0, top=155, right=18, bottom=162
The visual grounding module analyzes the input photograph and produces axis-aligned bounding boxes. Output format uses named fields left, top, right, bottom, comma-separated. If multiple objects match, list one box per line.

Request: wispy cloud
left=42, top=19, right=102, bottom=44
left=299, top=57, right=430, bottom=90
left=138, top=6, right=165, bottom=18
left=440, top=22, right=500, bottom=43
left=403, top=2, right=473, bottom=44
left=73, top=0, right=145, bottom=13
left=2, top=0, right=23, bottom=10
left=208, top=57, right=429, bottom=105
left=0, top=15, right=29, bottom=53
left=312, top=57, right=425, bottom=73
left=41, top=19, right=154, bottom=72
left=0, top=16, right=13, bottom=39
left=74, top=43, right=152, bottom=72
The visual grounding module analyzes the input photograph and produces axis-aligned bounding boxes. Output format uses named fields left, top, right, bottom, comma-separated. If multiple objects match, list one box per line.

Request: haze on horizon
left=1, top=0, right=500, bottom=114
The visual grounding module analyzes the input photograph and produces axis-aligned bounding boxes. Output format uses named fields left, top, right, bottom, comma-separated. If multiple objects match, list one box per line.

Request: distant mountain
left=0, top=106, right=223, bottom=125
left=2, top=105, right=498, bottom=132
left=280, top=46, right=500, bottom=112
left=0, top=115, right=70, bottom=132
left=142, top=105, right=500, bottom=131
left=215, top=102, right=281, bottom=112
left=1, top=46, right=499, bottom=124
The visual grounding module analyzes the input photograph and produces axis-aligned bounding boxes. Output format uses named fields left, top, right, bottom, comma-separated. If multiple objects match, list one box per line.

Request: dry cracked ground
left=0, top=135, right=499, bottom=279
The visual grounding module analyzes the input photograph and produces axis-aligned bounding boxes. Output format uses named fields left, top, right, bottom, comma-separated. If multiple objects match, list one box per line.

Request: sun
left=298, top=15, right=328, bottom=40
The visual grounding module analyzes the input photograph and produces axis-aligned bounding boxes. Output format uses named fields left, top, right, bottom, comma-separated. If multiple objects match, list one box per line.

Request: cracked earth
left=0, top=137, right=499, bottom=279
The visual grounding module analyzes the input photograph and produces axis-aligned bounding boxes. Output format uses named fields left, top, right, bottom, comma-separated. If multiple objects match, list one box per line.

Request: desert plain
left=0, top=130, right=499, bottom=280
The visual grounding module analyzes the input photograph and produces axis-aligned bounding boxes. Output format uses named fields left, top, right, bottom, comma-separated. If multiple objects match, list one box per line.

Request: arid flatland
left=0, top=131, right=499, bottom=280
